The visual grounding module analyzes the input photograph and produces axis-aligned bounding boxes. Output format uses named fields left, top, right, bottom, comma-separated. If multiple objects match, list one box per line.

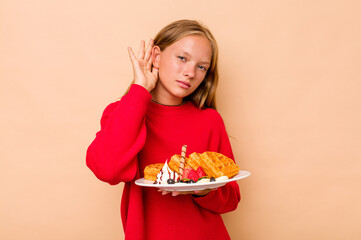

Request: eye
left=178, top=56, right=186, bottom=61
left=198, top=65, right=207, bottom=71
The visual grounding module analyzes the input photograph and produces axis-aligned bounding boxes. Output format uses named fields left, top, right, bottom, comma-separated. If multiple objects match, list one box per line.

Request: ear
left=152, top=46, right=161, bottom=68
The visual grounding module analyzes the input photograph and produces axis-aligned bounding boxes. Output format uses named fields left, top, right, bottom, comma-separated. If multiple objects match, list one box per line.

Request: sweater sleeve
left=86, top=84, right=152, bottom=185
left=192, top=112, right=241, bottom=214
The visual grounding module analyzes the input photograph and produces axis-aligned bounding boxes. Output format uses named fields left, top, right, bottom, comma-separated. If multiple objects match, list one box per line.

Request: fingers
left=130, top=39, right=154, bottom=64
left=152, top=67, right=159, bottom=78
left=157, top=189, right=183, bottom=196
left=144, top=39, right=153, bottom=62
left=128, top=46, right=142, bottom=75
left=146, top=46, right=154, bottom=71
left=127, top=47, right=136, bottom=63
left=137, top=40, right=145, bottom=59
left=157, top=189, right=211, bottom=197
left=158, top=189, right=170, bottom=195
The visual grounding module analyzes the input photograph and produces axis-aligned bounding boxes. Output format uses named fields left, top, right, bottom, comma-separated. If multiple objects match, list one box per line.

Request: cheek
left=158, top=62, right=169, bottom=80
left=195, top=71, right=207, bottom=83
left=169, top=60, right=182, bottom=73
left=192, top=76, right=205, bottom=89
left=159, top=59, right=180, bottom=78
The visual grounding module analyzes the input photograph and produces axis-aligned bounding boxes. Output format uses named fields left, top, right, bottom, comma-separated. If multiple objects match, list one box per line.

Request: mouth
left=176, top=80, right=191, bottom=89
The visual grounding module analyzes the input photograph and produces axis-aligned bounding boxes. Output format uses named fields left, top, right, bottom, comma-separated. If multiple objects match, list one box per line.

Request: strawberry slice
left=196, top=167, right=207, bottom=178
left=188, top=169, right=199, bottom=182
left=182, top=167, right=192, bottom=179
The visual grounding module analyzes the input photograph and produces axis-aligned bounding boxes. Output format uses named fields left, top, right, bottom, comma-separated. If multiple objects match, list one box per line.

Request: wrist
left=192, top=190, right=209, bottom=197
left=133, top=82, right=152, bottom=92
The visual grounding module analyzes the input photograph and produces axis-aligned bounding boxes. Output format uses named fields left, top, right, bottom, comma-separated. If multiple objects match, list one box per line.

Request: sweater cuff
left=192, top=188, right=216, bottom=200
left=122, top=84, right=152, bottom=105
left=118, top=84, right=152, bottom=114
left=128, top=84, right=152, bottom=99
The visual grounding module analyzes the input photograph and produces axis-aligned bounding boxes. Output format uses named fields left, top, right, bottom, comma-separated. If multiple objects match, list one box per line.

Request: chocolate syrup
left=153, top=164, right=179, bottom=184
left=153, top=169, right=164, bottom=184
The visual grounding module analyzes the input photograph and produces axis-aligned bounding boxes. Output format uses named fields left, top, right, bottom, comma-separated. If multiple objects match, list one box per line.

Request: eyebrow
left=181, top=51, right=211, bottom=65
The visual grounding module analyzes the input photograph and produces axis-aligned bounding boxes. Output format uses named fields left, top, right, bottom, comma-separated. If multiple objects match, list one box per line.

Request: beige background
left=1, top=0, right=360, bottom=239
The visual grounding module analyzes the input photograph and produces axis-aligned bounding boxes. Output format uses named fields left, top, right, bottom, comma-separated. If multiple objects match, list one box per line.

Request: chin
left=173, top=86, right=196, bottom=97
left=171, top=90, right=192, bottom=99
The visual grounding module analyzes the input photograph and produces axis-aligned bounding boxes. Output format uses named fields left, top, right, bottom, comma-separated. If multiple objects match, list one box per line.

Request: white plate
left=135, top=170, right=251, bottom=192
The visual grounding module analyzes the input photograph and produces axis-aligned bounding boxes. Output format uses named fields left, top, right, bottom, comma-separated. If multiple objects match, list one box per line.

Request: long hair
left=126, top=20, right=219, bottom=110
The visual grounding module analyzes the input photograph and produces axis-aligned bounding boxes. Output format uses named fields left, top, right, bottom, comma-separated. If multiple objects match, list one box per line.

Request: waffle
left=144, top=151, right=240, bottom=181
left=173, top=151, right=239, bottom=178
left=197, top=152, right=240, bottom=178
left=169, top=154, right=190, bottom=174
left=144, top=163, right=164, bottom=181
left=187, top=152, right=212, bottom=177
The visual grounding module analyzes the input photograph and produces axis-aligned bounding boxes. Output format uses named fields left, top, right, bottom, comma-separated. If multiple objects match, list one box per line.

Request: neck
left=151, top=86, right=183, bottom=106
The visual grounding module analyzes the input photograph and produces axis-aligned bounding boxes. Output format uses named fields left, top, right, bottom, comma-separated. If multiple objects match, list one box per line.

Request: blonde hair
left=154, top=20, right=218, bottom=110
left=124, top=20, right=219, bottom=109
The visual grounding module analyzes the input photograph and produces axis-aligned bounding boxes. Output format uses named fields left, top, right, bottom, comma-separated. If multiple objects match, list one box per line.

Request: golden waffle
left=169, top=154, right=190, bottom=174
left=145, top=151, right=240, bottom=181
left=198, top=152, right=240, bottom=178
left=144, top=163, right=164, bottom=181
left=188, top=152, right=212, bottom=177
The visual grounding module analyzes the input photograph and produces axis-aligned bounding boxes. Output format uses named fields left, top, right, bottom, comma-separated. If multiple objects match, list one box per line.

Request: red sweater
left=86, top=84, right=240, bottom=240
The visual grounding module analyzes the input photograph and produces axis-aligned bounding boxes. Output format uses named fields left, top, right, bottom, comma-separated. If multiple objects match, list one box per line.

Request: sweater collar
left=147, top=100, right=197, bottom=115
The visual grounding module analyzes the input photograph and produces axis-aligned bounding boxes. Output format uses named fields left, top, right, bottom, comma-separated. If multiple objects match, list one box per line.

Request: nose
left=183, top=63, right=195, bottom=78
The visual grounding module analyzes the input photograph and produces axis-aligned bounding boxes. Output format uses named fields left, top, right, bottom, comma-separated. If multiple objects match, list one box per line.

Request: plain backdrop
left=1, top=0, right=361, bottom=239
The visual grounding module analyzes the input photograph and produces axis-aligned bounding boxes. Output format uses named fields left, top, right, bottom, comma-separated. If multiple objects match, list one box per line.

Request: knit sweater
left=86, top=84, right=240, bottom=240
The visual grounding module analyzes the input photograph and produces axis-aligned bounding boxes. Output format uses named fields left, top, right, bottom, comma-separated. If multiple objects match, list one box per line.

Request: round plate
left=135, top=170, right=251, bottom=192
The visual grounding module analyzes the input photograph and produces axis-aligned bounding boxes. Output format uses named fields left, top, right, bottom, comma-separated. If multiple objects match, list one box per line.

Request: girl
left=86, top=20, right=240, bottom=240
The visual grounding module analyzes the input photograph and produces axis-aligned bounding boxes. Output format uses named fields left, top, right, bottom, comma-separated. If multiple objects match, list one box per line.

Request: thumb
left=128, top=47, right=142, bottom=74
left=127, top=47, right=137, bottom=64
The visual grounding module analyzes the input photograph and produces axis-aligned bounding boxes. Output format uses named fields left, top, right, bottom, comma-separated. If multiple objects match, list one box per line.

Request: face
left=152, top=35, right=212, bottom=105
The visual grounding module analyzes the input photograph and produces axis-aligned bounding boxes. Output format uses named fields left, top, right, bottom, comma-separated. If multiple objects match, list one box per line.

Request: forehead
left=164, top=35, right=212, bottom=62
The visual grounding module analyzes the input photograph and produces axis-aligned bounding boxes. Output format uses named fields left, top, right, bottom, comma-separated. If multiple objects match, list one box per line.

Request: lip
left=176, top=80, right=191, bottom=89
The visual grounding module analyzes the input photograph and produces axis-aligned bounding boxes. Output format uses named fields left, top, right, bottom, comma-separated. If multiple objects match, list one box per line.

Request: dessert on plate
left=144, top=145, right=240, bottom=185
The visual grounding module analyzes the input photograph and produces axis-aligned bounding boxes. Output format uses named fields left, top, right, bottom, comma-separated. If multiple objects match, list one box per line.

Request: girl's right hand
left=127, top=39, right=159, bottom=92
